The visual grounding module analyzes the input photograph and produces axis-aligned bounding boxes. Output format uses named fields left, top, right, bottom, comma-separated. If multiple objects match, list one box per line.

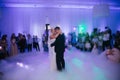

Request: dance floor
left=0, top=48, right=120, bottom=80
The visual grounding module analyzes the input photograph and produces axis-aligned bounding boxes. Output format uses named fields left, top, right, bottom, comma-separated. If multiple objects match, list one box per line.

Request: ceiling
left=0, top=0, right=120, bottom=8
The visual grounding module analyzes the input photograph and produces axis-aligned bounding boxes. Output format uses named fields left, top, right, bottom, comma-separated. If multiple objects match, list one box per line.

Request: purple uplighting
left=0, top=1, right=120, bottom=35
left=0, top=0, right=120, bottom=80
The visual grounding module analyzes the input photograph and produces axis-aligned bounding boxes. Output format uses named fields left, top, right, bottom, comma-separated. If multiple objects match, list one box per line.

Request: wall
left=0, top=7, right=120, bottom=38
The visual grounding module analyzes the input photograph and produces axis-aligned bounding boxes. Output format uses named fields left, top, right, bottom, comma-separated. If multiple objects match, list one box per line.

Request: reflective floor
left=0, top=48, right=120, bottom=80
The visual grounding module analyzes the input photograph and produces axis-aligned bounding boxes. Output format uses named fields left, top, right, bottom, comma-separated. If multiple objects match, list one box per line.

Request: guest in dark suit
left=51, top=27, right=66, bottom=71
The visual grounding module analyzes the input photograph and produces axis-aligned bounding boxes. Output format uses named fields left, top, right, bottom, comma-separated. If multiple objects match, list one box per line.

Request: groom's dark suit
left=51, top=33, right=66, bottom=71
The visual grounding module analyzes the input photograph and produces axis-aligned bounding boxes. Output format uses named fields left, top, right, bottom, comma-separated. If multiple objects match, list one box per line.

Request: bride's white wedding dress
left=48, top=38, right=57, bottom=71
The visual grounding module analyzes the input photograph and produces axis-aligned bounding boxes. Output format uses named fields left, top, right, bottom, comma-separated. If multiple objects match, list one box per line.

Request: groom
left=51, top=27, right=66, bottom=71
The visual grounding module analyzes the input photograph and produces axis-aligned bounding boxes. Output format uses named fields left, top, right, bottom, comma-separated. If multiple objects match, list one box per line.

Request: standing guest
left=85, top=32, right=90, bottom=41
left=18, top=34, right=26, bottom=53
left=42, top=33, right=48, bottom=52
left=16, top=33, right=22, bottom=49
left=0, top=40, right=4, bottom=59
left=98, top=32, right=103, bottom=52
left=114, top=31, right=120, bottom=50
left=71, top=32, right=77, bottom=46
left=33, top=35, right=36, bottom=49
left=0, top=35, right=4, bottom=76
left=0, top=35, right=8, bottom=58
left=76, top=38, right=82, bottom=50
left=92, top=36, right=98, bottom=45
left=81, top=33, right=86, bottom=51
left=35, top=36, right=40, bottom=51
left=91, top=42, right=99, bottom=54
left=10, top=33, right=18, bottom=56
left=67, top=33, right=72, bottom=46
left=22, top=35, right=27, bottom=52
left=33, top=36, right=40, bottom=51
left=85, top=40, right=92, bottom=51
left=27, top=34, right=33, bottom=52
left=103, top=31, right=110, bottom=51
left=105, top=26, right=112, bottom=47
left=105, top=26, right=112, bottom=37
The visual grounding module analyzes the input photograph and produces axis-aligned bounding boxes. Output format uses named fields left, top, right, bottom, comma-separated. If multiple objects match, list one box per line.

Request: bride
left=48, top=28, right=58, bottom=71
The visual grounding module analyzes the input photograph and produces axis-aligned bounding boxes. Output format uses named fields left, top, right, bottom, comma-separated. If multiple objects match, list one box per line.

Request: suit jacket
left=51, top=33, right=65, bottom=53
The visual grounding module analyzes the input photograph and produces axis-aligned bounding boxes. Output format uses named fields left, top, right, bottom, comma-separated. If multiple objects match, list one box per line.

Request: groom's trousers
left=56, top=52, right=65, bottom=70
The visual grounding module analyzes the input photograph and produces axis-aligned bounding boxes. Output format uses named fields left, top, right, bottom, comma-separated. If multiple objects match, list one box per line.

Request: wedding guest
left=92, top=36, right=98, bottom=45
left=23, top=35, right=27, bottom=51
left=10, top=33, right=18, bottom=56
left=0, top=35, right=8, bottom=58
left=0, top=40, right=4, bottom=59
left=42, top=34, right=48, bottom=52
left=76, top=38, right=83, bottom=50
left=103, top=31, right=110, bottom=51
left=27, top=34, right=32, bottom=52
left=71, top=32, right=77, bottom=46
left=91, top=42, right=99, bottom=54
left=34, top=36, right=40, bottom=51
left=18, top=34, right=26, bottom=53
left=114, top=31, right=120, bottom=50
left=67, top=33, right=72, bottom=46
left=98, top=32, right=103, bottom=52
left=85, top=40, right=92, bottom=51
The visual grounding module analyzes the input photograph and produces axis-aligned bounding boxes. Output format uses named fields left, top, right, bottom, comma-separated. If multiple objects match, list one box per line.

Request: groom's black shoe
left=63, top=67, right=65, bottom=70
left=57, top=69, right=62, bottom=72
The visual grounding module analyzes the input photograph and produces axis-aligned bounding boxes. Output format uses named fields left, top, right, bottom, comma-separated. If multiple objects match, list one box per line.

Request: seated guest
left=10, top=33, right=18, bottom=56
left=106, top=48, right=120, bottom=63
